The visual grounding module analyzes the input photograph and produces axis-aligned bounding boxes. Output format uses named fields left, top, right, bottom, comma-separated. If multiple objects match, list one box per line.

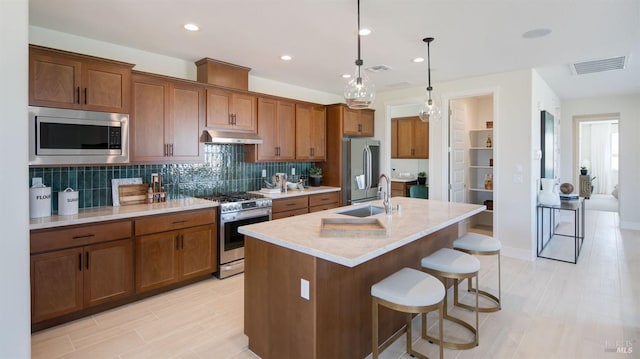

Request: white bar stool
left=421, top=248, right=479, bottom=350
left=453, top=232, right=501, bottom=312
left=371, top=267, right=445, bottom=359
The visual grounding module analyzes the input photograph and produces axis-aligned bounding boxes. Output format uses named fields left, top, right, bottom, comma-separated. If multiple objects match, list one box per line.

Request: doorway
left=574, top=114, right=619, bottom=195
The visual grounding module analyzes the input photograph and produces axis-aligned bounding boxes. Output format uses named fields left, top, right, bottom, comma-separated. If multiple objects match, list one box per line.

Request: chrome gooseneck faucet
left=378, top=173, right=392, bottom=214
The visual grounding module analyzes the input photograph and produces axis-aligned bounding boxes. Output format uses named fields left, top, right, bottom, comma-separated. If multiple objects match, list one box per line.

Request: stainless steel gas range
left=198, top=192, right=271, bottom=278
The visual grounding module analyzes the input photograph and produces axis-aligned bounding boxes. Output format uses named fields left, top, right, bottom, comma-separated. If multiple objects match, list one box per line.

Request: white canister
left=29, top=178, right=52, bottom=218
left=58, top=188, right=79, bottom=216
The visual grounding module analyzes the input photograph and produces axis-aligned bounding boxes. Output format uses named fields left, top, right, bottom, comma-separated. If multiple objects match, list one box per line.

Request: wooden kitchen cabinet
left=309, top=191, right=340, bottom=212
left=245, top=97, right=296, bottom=162
left=343, top=106, right=375, bottom=137
left=295, top=103, right=326, bottom=161
left=392, top=116, right=429, bottom=159
left=134, top=209, right=216, bottom=293
left=131, top=72, right=204, bottom=163
left=391, top=180, right=417, bottom=197
left=29, top=45, right=132, bottom=113
left=30, top=221, right=133, bottom=324
left=205, top=87, right=257, bottom=132
left=272, top=196, right=309, bottom=219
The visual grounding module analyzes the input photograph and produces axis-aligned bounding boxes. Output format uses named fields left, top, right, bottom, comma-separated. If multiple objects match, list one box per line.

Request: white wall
left=30, top=26, right=342, bottom=105
left=561, top=94, right=640, bottom=229
left=1, top=0, right=31, bottom=356
left=374, top=69, right=539, bottom=260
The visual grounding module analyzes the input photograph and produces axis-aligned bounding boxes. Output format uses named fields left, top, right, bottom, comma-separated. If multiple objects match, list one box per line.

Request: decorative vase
left=538, top=178, right=560, bottom=206
left=580, top=169, right=587, bottom=175
left=417, top=176, right=426, bottom=185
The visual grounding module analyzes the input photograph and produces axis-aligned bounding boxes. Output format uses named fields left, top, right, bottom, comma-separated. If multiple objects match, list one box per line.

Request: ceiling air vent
left=570, top=56, right=628, bottom=75
left=366, top=64, right=392, bottom=73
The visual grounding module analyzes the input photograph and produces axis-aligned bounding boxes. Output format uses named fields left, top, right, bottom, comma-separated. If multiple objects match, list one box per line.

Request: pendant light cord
left=424, top=37, right=434, bottom=94
left=355, top=0, right=363, bottom=79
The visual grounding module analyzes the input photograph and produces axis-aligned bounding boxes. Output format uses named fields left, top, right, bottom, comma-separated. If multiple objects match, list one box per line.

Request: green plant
left=580, top=166, right=587, bottom=170
left=418, top=171, right=426, bottom=177
left=310, top=166, right=323, bottom=176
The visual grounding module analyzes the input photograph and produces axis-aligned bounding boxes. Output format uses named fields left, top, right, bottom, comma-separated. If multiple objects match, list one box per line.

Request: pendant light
left=344, top=0, right=375, bottom=109
left=418, top=37, right=441, bottom=122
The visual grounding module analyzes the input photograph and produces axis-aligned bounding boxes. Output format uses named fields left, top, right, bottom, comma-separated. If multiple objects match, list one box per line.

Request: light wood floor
left=32, top=209, right=639, bottom=358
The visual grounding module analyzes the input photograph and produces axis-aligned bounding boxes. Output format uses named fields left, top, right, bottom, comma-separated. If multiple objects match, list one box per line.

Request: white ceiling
left=29, top=0, right=640, bottom=100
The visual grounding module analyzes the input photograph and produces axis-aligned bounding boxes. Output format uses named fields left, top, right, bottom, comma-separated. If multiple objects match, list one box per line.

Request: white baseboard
left=620, top=221, right=640, bottom=230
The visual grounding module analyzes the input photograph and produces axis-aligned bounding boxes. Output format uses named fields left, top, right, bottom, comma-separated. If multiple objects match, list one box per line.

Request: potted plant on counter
left=417, top=171, right=427, bottom=185
left=309, top=166, right=323, bottom=187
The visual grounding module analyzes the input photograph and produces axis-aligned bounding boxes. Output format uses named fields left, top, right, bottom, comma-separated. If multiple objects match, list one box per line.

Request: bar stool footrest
left=422, top=313, right=478, bottom=350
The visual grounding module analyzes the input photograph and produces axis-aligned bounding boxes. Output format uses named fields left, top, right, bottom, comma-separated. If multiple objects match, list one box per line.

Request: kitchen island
left=239, top=197, right=484, bottom=359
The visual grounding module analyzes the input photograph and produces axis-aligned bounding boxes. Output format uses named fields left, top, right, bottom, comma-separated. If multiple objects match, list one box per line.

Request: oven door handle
left=221, top=209, right=271, bottom=223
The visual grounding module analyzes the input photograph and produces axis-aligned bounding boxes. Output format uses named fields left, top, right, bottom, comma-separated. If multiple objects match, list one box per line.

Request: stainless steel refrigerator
left=342, top=138, right=380, bottom=205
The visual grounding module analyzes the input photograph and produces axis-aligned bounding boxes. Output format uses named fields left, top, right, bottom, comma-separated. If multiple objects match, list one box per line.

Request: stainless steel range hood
left=200, top=130, right=263, bottom=144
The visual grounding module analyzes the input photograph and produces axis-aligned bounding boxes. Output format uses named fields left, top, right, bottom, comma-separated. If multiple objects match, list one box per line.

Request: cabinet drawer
left=31, top=221, right=132, bottom=253
left=272, top=196, right=308, bottom=213
left=309, top=203, right=339, bottom=213
left=135, top=209, right=216, bottom=236
left=309, top=192, right=339, bottom=207
left=391, top=182, right=405, bottom=191
left=272, top=208, right=309, bottom=220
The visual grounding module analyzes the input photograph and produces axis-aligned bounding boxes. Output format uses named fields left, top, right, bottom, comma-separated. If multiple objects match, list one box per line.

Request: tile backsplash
left=29, top=144, right=315, bottom=212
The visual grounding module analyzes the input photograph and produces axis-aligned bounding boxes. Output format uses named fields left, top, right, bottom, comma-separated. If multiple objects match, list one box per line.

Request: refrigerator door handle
left=365, top=145, right=372, bottom=191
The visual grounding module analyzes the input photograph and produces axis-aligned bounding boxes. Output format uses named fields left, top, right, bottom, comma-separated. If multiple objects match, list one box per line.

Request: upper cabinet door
left=342, top=107, right=374, bottom=137
left=295, top=104, right=326, bottom=161
left=29, top=49, right=82, bottom=109
left=392, top=116, right=428, bottom=159
left=82, top=61, right=131, bottom=113
left=205, top=88, right=257, bottom=133
left=170, top=82, right=204, bottom=160
left=131, top=74, right=170, bottom=162
left=29, top=46, right=132, bottom=113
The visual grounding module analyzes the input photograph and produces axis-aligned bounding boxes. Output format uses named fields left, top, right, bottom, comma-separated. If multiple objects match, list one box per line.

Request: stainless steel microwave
left=29, top=107, right=129, bottom=165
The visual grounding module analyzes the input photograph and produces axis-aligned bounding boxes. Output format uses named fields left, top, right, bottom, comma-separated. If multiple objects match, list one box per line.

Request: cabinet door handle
left=171, top=144, right=174, bottom=156
left=358, top=123, right=362, bottom=132
left=181, top=235, right=184, bottom=249
left=78, top=253, right=82, bottom=271
left=84, top=88, right=87, bottom=105
left=86, top=252, right=89, bottom=270
left=172, top=220, right=188, bottom=225
left=73, top=234, right=94, bottom=240
left=175, top=237, right=179, bottom=250
left=76, top=87, right=80, bottom=104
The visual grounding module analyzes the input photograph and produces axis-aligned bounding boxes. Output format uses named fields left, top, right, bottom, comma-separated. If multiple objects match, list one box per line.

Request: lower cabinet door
left=135, top=231, right=180, bottom=293
left=179, top=225, right=216, bottom=280
left=84, top=239, right=134, bottom=307
left=31, top=248, right=83, bottom=323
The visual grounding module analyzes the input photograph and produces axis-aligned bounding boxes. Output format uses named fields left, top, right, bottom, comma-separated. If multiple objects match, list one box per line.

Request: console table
left=537, top=198, right=585, bottom=264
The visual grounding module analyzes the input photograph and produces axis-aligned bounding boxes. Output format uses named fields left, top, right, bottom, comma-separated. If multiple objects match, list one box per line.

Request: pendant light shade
left=344, top=0, right=375, bottom=109
left=418, top=37, right=441, bottom=122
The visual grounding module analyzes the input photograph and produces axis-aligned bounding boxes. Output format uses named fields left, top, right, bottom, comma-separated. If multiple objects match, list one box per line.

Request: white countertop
left=251, top=186, right=340, bottom=199
left=238, top=197, right=484, bottom=267
left=29, top=198, right=218, bottom=230
left=390, top=177, right=417, bottom=183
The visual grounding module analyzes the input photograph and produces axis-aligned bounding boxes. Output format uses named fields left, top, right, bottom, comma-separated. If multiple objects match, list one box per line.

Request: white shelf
left=469, top=128, right=493, bottom=132
left=469, top=165, right=493, bottom=169
left=469, top=147, right=493, bottom=150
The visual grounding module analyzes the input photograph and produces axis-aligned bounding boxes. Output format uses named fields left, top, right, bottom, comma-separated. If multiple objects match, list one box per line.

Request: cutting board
left=118, top=184, right=149, bottom=205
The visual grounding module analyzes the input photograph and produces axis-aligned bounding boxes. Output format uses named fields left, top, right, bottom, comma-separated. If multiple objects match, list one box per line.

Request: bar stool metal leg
left=453, top=233, right=502, bottom=312
left=421, top=248, right=480, bottom=350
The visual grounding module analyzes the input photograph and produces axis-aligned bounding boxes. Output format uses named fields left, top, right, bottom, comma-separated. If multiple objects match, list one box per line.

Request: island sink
left=337, top=205, right=385, bottom=217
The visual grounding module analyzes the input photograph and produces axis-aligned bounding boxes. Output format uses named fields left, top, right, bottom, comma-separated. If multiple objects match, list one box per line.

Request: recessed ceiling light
left=280, top=55, right=292, bottom=61
left=412, top=57, right=425, bottom=63
left=359, top=28, right=372, bottom=36
left=522, top=28, right=552, bottom=39
left=184, top=23, right=199, bottom=32
left=342, top=74, right=352, bottom=79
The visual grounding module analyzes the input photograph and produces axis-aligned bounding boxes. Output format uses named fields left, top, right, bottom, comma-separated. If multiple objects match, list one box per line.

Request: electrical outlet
left=261, top=169, right=267, bottom=178
left=291, top=167, right=296, bottom=176
left=300, top=279, right=309, bottom=300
